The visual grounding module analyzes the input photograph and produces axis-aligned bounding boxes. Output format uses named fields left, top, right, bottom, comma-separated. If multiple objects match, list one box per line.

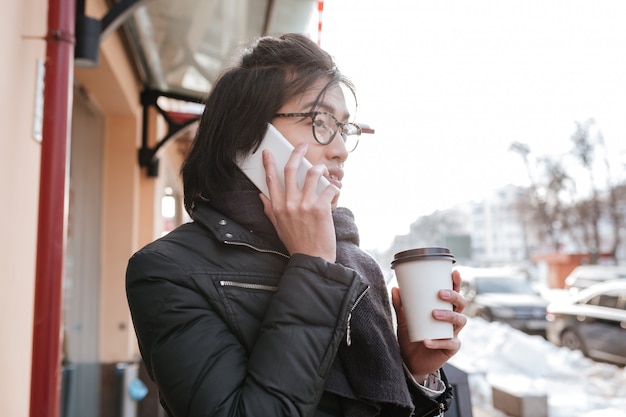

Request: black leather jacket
left=126, top=202, right=452, bottom=417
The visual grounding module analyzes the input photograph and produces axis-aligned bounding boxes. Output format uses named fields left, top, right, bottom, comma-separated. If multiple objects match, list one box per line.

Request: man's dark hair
left=181, top=33, right=356, bottom=212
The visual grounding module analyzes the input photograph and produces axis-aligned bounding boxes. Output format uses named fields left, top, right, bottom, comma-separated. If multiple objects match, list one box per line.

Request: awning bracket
left=138, top=89, right=203, bottom=177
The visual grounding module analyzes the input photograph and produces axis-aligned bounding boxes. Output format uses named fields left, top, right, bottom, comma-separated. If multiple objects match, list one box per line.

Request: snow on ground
left=449, top=317, right=626, bottom=417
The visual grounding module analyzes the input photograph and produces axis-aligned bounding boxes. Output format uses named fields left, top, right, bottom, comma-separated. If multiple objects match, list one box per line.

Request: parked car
left=564, top=265, right=626, bottom=294
left=458, top=267, right=549, bottom=336
left=546, top=280, right=626, bottom=366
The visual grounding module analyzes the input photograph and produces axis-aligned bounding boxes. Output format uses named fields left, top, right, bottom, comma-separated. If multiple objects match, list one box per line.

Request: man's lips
left=327, top=167, right=344, bottom=188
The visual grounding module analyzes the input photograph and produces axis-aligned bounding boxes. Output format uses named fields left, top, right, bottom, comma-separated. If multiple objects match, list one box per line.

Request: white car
left=564, top=265, right=626, bottom=294
left=546, top=280, right=626, bottom=366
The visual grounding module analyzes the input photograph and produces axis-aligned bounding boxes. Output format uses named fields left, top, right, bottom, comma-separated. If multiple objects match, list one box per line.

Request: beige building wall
left=0, top=0, right=173, bottom=415
left=100, top=116, right=142, bottom=362
left=71, top=0, right=150, bottom=383
left=0, top=0, right=48, bottom=416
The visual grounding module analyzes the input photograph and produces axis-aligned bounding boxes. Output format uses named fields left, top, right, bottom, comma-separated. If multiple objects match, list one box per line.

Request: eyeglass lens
left=312, top=113, right=359, bottom=152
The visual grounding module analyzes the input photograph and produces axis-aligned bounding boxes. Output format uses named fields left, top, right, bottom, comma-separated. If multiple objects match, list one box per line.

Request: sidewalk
left=473, top=405, right=508, bottom=417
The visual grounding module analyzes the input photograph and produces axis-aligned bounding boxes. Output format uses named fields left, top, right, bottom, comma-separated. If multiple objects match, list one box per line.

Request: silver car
left=546, top=280, right=626, bottom=366
left=564, top=265, right=626, bottom=294
left=459, top=267, right=549, bottom=336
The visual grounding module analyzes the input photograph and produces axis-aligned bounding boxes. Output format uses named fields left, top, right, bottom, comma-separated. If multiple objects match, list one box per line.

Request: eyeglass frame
left=273, top=111, right=362, bottom=152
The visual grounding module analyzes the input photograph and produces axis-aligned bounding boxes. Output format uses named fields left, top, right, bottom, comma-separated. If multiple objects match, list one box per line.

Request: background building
left=376, top=182, right=625, bottom=286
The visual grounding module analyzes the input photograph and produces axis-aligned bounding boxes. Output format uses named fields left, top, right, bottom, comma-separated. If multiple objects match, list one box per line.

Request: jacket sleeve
left=407, top=368, right=454, bottom=417
left=126, top=250, right=368, bottom=417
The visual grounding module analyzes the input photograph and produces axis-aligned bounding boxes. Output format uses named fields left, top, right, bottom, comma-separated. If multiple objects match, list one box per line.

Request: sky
left=311, top=1, right=626, bottom=251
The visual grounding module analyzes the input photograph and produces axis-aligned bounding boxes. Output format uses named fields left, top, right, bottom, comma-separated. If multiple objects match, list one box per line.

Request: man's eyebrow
left=302, top=100, right=351, bottom=121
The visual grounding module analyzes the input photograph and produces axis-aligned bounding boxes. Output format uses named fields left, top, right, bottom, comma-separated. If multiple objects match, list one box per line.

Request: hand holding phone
left=236, top=123, right=331, bottom=199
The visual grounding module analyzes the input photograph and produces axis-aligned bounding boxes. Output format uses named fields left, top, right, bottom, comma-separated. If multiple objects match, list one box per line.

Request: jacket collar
left=191, top=199, right=290, bottom=258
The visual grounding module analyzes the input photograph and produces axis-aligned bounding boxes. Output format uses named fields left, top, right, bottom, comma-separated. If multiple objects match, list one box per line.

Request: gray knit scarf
left=328, top=208, right=414, bottom=417
left=211, top=175, right=414, bottom=417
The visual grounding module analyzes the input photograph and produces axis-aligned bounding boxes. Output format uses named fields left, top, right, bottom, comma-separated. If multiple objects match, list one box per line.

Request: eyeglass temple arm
left=357, top=123, right=375, bottom=134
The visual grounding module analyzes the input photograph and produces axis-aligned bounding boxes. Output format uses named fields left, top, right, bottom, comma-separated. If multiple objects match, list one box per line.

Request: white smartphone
left=236, top=123, right=331, bottom=199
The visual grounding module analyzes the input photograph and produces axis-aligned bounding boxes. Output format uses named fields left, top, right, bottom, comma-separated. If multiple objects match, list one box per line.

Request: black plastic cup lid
left=391, top=247, right=456, bottom=268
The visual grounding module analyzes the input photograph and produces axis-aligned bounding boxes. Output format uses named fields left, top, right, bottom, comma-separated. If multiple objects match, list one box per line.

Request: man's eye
left=313, top=119, right=326, bottom=128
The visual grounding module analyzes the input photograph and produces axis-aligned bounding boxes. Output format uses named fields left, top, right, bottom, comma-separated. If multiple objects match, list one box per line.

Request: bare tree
left=540, top=156, right=576, bottom=251
left=570, top=119, right=602, bottom=261
left=510, top=143, right=572, bottom=252
left=510, top=120, right=626, bottom=262
left=598, top=131, right=625, bottom=259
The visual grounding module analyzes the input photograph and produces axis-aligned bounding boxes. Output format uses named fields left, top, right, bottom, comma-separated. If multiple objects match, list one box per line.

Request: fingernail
left=433, top=310, right=446, bottom=318
left=441, top=290, right=451, bottom=297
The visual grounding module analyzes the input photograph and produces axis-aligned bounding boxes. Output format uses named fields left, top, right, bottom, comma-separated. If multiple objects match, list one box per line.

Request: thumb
left=391, top=287, right=406, bottom=326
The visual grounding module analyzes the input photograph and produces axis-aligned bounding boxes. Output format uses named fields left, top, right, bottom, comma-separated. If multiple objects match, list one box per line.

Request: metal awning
left=121, top=0, right=317, bottom=100
left=77, top=0, right=319, bottom=175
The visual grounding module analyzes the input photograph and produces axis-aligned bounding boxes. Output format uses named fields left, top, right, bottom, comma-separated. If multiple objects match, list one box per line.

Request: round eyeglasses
left=274, top=111, right=362, bottom=152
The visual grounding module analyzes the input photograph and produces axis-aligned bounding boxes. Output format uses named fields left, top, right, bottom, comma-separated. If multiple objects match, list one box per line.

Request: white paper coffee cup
left=391, top=247, right=456, bottom=342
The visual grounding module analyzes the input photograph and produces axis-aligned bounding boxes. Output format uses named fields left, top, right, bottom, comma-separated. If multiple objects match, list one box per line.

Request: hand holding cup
left=391, top=247, right=456, bottom=342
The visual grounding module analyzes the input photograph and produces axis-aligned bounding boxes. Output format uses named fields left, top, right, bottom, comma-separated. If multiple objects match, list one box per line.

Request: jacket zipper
left=346, top=286, right=370, bottom=346
left=419, top=402, right=445, bottom=417
left=224, top=240, right=290, bottom=258
left=219, top=280, right=278, bottom=292
left=223, top=238, right=371, bottom=348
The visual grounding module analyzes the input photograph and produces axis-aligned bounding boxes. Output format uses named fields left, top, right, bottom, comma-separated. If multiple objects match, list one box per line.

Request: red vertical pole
left=30, top=0, right=75, bottom=415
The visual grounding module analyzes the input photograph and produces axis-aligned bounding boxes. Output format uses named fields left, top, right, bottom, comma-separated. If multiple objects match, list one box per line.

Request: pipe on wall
left=29, top=0, right=75, bottom=415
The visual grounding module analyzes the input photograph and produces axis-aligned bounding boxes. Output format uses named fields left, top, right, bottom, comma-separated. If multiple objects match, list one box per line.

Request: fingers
left=424, top=309, right=465, bottom=353
left=422, top=335, right=462, bottom=351
left=445, top=269, right=466, bottom=313
left=395, top=285, right=466, bottom=336
left=391, top=286, right=401, bottom=309
left=391, top=287, right=405, bottom=324
left=264, top=144, right=338, bottom=203
left=433, top=286, right=467, bottom=340
left=305, top=164, right=340, bottom=201
left=432, top=308, right=467, bottom=334
left=262, top=142, right=318, bottom=199
left=440, top=287, right=467, bottom=314
left=452, top=269, right=462, bottom=292
left=260, top=145, right=337, bottom=261
left=283, top=143, right=335, bottom=200
left=282, top=143, right=309, bottom=197
left=261, top=148, right=283, bottom=201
